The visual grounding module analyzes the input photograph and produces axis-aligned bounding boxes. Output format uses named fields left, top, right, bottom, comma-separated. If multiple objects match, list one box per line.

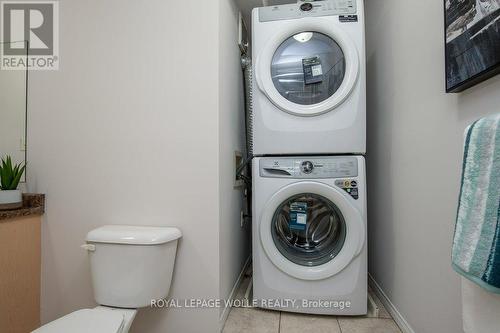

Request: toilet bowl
left=32, top=225, right=182, bottom=333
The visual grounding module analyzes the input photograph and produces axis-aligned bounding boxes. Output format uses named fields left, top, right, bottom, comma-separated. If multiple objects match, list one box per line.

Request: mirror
left=0, top=41, right=28, bottom=181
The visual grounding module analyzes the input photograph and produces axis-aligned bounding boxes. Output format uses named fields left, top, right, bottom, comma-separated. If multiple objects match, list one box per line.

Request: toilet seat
left=32, top=307, right=135, bottom=333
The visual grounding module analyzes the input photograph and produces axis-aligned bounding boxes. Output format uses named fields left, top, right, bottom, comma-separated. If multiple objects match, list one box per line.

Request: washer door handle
left=355, top=217, right=365, bottom=256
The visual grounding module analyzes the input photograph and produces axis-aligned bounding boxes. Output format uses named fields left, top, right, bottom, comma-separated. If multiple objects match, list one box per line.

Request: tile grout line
left=278, top=311, right=282, bottom=333
left=337, top=317, right=343, bottom=333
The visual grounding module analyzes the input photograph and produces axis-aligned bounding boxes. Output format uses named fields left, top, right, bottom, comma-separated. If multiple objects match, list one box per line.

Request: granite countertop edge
left=0, top=193, right=45, bottom=221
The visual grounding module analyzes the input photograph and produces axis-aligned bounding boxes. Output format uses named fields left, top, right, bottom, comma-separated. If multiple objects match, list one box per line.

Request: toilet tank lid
left=31, top=309, right=124, bottom=333
left=86, top=225, right=182, bottom=245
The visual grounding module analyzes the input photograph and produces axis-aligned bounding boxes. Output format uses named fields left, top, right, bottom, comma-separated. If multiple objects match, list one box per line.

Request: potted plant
left=0, top=156, right=26, bottom=210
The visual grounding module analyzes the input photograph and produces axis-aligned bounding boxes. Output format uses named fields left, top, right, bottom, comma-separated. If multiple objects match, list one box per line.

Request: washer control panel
left=259, top=0, right=357, bottom=22
left=260, top=156, right=358, bottom=179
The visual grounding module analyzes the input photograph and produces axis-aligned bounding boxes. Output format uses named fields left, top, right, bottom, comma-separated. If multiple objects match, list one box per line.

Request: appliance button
left=301, top=161, right=314, bottom=174
left=300, top=3, right=313, bottom=11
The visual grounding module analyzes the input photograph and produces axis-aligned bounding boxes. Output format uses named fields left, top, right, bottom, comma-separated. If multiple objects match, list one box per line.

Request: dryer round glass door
left=259, top=181, right=364, bottom=280
left=271, top=32, right=346, bottom=106
left=271, top=193, right=346, bottom=267
left=256, top=20, right=359, bottom=116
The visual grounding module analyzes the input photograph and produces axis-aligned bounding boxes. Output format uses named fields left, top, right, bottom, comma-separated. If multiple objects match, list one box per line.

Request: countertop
left=0, top=194, right=45, bottom=221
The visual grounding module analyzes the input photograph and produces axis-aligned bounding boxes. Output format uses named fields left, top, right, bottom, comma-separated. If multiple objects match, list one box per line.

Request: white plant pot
left=0, top=190, right=22, bottom=210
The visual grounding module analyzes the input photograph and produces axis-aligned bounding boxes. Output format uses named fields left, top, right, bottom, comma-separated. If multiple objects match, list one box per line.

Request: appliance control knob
left=301, top=161, right=314, bottom=174
left=300, top=3, right=313, bottom=11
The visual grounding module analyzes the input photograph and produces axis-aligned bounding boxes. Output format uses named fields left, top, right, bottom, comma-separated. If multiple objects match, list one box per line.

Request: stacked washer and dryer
left=250, top=0, right=367, bottom=315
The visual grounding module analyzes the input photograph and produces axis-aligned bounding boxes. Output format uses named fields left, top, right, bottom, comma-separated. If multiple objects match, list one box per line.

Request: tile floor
left=222, top=268, right=402, bottom=333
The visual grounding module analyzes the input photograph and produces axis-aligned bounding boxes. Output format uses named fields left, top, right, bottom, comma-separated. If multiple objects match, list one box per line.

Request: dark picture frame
left=445, top=0, right=500, bottom=93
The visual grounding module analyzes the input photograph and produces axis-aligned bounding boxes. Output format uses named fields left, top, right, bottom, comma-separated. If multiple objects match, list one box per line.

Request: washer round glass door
left=256, top=21, right=359, bottom=116
left=272, top=193, right=346, bottom=267
left=259, top=182, right=364, bottom=280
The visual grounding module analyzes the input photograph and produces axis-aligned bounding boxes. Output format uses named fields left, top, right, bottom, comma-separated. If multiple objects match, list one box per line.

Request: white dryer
left=252, top=156, right=367, bottom=315
left=251, top=0, right=366, bottom=155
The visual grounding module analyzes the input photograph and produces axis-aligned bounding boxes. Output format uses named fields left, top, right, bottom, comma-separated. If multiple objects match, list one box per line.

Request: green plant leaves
left=0, top=155, right=25, bottom=190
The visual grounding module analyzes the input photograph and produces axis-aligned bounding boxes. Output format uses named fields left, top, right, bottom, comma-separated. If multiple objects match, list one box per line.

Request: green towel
left=452, top=114, right=500, bottom=293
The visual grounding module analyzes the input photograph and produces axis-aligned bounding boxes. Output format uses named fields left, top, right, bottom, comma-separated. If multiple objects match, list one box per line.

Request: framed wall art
left=445, top=0, right=500, bottom=92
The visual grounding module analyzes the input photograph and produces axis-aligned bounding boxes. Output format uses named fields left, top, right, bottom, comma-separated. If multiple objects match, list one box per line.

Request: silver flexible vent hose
left=238, top=55, right=253, bottom=223
left=241, top=55, right=253, bottom=157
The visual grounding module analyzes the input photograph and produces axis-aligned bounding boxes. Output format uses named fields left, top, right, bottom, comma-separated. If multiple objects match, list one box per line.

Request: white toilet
left=33, top=225, right=182, bottom=333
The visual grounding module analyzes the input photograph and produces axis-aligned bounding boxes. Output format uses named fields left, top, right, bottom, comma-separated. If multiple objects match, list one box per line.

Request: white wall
left=218, top=0, right=251, bottom=324
left=365, top=1, right=500, bottom=333
left=27, top=1, right=225, bottom=332
left=0, top=49, right=26, bottom=166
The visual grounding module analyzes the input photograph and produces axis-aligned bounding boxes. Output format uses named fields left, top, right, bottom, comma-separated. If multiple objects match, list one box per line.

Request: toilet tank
left=85, top=225, right=182, bottom=308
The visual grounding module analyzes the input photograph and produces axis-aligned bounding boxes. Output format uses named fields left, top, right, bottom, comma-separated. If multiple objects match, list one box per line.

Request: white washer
left=251, top=0, right=366, bottom=155
left=252, top=156, right=367, bottom=315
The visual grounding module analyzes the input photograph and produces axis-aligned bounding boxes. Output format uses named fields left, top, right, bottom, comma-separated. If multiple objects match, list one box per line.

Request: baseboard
left=368, top=274, right=416, bottom=333
left=219, top=256, right=251, bottom=332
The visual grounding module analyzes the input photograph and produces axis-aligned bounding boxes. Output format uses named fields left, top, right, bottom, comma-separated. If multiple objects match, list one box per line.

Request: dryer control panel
left=260, top=156, right=358, bottom=179
left=259, top=0, right=357, bottom=22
